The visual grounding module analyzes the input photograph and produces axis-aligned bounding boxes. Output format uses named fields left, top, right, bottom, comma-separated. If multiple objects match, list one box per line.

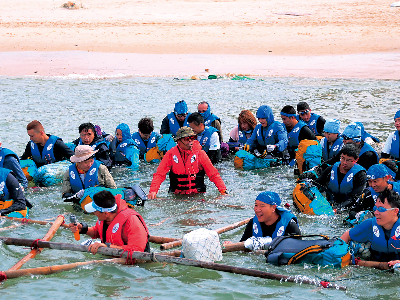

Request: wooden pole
left=354, top=259, right=390, bottom=270
left=0, top=237, right=346, bottom=290
left=1, top=258, right=125, bottom=281
left=8, top=215, right=65, bottom=271
left=0, top=216, right=70, bottom=228
left=160, top=217, right=252, bottom=250
left=0, top=224, right=24, bottom=232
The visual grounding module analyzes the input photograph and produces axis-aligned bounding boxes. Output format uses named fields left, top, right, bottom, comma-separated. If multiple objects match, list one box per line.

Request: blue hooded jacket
left=110, top=123, right=139, bottom=168
left=200, top=102, right=220, bottom=127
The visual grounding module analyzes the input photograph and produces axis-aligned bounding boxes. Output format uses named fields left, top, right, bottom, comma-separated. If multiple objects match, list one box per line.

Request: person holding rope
left=69, top=190, right=149, bottom=254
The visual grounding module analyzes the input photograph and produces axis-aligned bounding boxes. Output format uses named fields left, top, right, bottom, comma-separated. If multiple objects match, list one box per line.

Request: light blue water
left=0, top=76, right=400, bottom=299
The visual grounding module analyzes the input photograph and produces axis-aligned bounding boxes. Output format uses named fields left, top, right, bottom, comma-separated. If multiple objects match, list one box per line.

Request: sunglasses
left=373, top=206, right=398, bottom=213
left=176, top=114, right=188, bottom=118
left=298, top=109, right=310, bottom=116
left=182, top=136, right=196, bottom=141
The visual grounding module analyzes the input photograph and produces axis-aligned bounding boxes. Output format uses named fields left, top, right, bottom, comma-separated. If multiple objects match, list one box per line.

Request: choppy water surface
left=0, top=76, right=400, bottom=299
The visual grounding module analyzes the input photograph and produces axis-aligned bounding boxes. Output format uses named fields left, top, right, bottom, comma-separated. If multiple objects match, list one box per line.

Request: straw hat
left=70, top=145, right=98, bottom=163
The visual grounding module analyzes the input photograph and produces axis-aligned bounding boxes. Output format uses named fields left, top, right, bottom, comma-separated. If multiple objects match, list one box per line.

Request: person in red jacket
left=147, top=127, right=227, bottom=199
left=69, top=190, right=149, bottom=254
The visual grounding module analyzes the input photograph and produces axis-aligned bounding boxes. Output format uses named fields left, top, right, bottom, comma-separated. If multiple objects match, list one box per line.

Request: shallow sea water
left=0, top=76, right=400, bottom=299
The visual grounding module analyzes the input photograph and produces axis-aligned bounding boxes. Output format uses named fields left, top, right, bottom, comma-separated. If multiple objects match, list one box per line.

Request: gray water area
left=0, top=76, right=400, bottom=299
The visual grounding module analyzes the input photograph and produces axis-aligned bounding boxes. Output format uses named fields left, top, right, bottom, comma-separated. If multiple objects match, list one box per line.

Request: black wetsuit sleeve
left=54, top=139, right=74, bottom=161
left=349, top=170, right=367, bottom=197
left=324, top=152, right=340, bottom=166
left=316, top=165, right=333, bottom=187
left=239, top=219, right=254, bottom=242
left=160, top=116, right=170, bottom=135
left=299, top=126, right=317, bottom=141
left=207, top=149, right=222, bottom=165
left=0, top=173, right=26, bottom=215
left=20, top=143, right=32, bottom=160
left=316, top=116, right=326, bottom=136
left=284, top=219, right=301, bottom=236
left=357, top=151, right=378, bottom=171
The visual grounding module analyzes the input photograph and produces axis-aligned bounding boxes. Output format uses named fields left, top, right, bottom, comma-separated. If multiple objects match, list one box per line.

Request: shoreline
left=1, top=51, right=400, bottom=79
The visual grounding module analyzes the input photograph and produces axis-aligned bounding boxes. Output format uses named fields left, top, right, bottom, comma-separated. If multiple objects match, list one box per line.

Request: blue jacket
left=167, top=112, right=190, bottom=136
left=198, top=126, right=219, bottom=152
left=131, top=131, right=160, bottom=155
left=69, top=160, right=100, bottom=193
left=388, top=130, right=400, bottom=159
left=200, top=103, right=221, bottom=127
left=287, top=121, right=307, bottom=155
left=321, top=136, right=343, bottom=161
left=305, top=113, right=320, bottom=135
left=252, top=209, right=297, bottom=239
left=111, top=123, right=139, bottom=166
left=0, top=168, right=11, bottom=200
left=30, top=135, right=60, bottom=165
left=237, top=125, right=253, bottom=145
left=327, top=162, right=366, bottom=196
left=0, top=148, right=19, bottom=168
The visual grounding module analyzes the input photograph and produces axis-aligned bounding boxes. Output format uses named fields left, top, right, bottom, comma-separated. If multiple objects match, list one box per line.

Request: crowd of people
left=1, top=101, right=400, bottom=265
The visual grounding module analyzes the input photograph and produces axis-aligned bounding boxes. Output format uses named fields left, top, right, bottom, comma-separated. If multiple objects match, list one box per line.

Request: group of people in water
left=2, top=100, right=400, bottom=265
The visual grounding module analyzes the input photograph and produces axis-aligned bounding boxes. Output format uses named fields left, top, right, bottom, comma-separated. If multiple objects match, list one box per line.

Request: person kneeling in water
left=223, top=191, right=300, bottom=250
left=69, top=190, right=149, bottom=254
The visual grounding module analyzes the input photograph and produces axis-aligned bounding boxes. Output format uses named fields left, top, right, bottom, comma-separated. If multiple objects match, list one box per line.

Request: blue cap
left=324, top=119, right=341, bottom=134
left=367, top=164, right=388, bottom=180
left=395, top=110, right=400, bottom=120
left=256, top=191, right=281, bottom=206
left=342, top=123, right=362, bottom=142
left=174, top=100, right=188, bottom=115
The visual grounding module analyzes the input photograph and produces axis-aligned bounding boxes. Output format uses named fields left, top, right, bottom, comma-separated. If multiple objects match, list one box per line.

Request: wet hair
left=382, top=159, right=398, bottom=175
left=187, top=112, right=205, bottom=126
left=79, top=123, right=96, bottom=134
left=281, top=105, right=296, bottom=116
left=27, top=120, right=44, bottom=132
left=238, top=110, right=257, bottom=130
left=93, top=190, right=118, bottom=213
left=297, top=102, right=310, bottom=112
left=138, top=118, right=154, bottom=134
left=378, top=188, right=400, bottom=209
left=341, top=143, right=360, bottom=159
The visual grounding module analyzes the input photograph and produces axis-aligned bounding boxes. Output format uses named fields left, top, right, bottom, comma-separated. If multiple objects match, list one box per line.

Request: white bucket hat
left=70, top=145, right=98, bottom=163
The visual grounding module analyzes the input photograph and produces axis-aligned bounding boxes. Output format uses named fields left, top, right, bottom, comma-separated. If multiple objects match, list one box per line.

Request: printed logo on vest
left=253, top=222, right=258, bottom=235
left=0, top=156, right=2, bottom=162
left=205, top=120, right=211, bottom=126
left=91, top=145, right=96, bottom=150
left=170, top=118, right=175, bottom=124
left=47, top=143, right=54, bottom=151
left=395, top=226, right=400, bottom=238
left=257, top=129, right=260, bottom=136
left=394, top=135, right=397, bottom=141
left=202, top=137, right=208, bottom=145
left=347, top=173, right=354, bottom=182
left=151, top=137, right=156, bottom=143
left=31, top=142, right=35, bottom=149
left=310, top=120, right=316, bottom=126
left=373, top=225, right=380, bottom=238
left=112, top=223, right=120, bottom=233
left=173, top=155, right=179, bottom=164
left=372, top=194, right=378, bottom=200
left=0, top=181, right=4, bottom=192
left=191, top=154, right=196, bottom=163
left=276, top=226, right=285, bottom=236
left=120, top=143, right=127, bottom=148
left=267, top=129, right=273, bottom=137
left=333, top=145, right=339, bottom=151
left=330, top=169, right=335, bottom=181
left=70, top=171, right=76, bottom=180
left=239, top=131, right=243, bottom=137
left=135, top=139, right=140, bottom=145
left=89, top=168, right=96, bottom=176
left=293, top=127, right=300, bottom=133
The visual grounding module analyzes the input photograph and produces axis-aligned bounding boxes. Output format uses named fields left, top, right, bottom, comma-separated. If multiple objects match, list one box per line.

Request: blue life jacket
left=114, top=140, right=137, bottom=165
left=367, top=186, right=379, bottom=203
left=78, top=137, right=108, bottom=151
left=69, top=160, right=100, bottom=193
left=0, top=148, right=19, bottom=168
left=204, top=113, right=220, bottom=127
left=321, top=136, right=343, bottom=161
left=30, top=135, right=60, bottom=165
left=287, top=121, right=306, bottom=155
left=167, top=112, right=190, bottom=136
left=327, top=162, right=365, bottom=196
left=360, top=143, right=379, bottom=163
left=0, top=168, right=11, bottom=200
left=252, top=209, right=297, bottom=239
left=131, top=132, right=158, bottom=155
left=389, top=131, right=400, bottom=159
left=198, top=126, right=218, bottom=152
left=238, top=125, right=252, bottom=145
left=255, top=122, right=283, bottom=148
left=306, top=113, right=320, bottom=135
left=371, top=218, right=400, bottom=261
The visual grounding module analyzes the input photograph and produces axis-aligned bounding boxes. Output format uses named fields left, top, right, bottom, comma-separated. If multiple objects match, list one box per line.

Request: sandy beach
left=1, top=0, right=400, bottom=78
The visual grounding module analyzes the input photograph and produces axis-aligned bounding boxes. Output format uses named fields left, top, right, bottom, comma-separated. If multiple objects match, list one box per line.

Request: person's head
left=85, top=190, right=118, bottom=221
left=79, top=123, right=96, bottom=145
left=187, top=112, right=205, bottom=135
left=339, top=143, right=359, bottom=172
left=256, top=105, right=275, bottom=128
left=115, top=123, right=131, bottom=143
left=70, top=145, right=98, bottom=172
left=374, top=188, right=400, bottom=229
left=280, top=105, right=298, bottom=130
left=138, top=118, right=154, bottom=140
left=342, top=123, right=362, bottom=144
left=394, top=110, right=400, bottom=131
left=238, top=110, right=257, bottom=131
left=323, top=119, right=341, bottom=143
left=27, top=120, right=47, bottom=145
left=197, top=101, right=211, bottom=119
left=381, top=159, right=398, bottom=180
left=367, top=164, right=390, bottom=193
left=297, top=102, right=311, bottom=122
left=254, top=191, right=282, bottom=225
left=175, top=127, right=197, bottom=150
left=174, top=100, right=188, bottom=122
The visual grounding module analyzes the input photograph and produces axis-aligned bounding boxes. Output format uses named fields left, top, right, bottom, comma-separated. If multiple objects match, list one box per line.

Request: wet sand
left=1, top=0, right=400, bottom=78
